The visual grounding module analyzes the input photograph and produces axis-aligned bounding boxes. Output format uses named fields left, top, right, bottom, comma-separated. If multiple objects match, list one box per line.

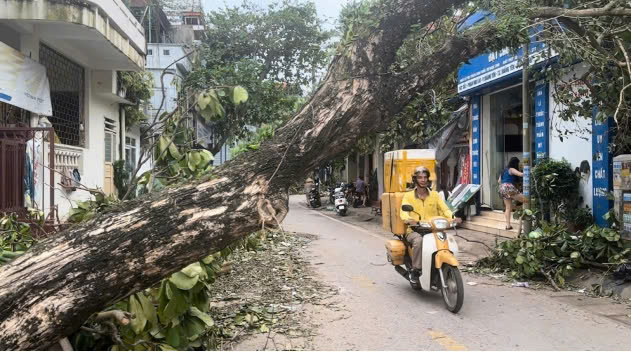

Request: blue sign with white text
left=457, top=40, right=556, bottom=95
left=471, top=96, right=481, bottom=185
left=535, top=81, right=549, bottom=162
left=592, top=108, right=614, bottom=227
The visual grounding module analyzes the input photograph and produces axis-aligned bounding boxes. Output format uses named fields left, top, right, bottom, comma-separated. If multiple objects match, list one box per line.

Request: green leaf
left=159, top=344, right=176, bottom=351
left=232, top=86, right=249, bottom=105
left=129, top=294, right=147, bottom=334
left=212, top=100, right=225, bottom=120
left=168, top=143, right=181, bottom=160
left=528, top=231, right=541, bottom=239
left=190, top=151, right=202, bottom=167
left=169, top=271, right=199, bottom=290
left=159, top=136, right=169, bottom=158
left=199, top=150, right=214, bottom=165
left=77, top=201, right=91, bottom=210
left=189, top=306, right=214, bottom=327
left=183, top=316, right=206, bottom=341
left=137, top=292, right=158, bottom=329
left=202, top=254, right=215, bottom=264
left=570, top=251, right=581, bottom=259
left=186, top=154, right=196, bottom=172
left=197, top=92, right=212, bottom=110
left=200, top=107, right=215, bottom=122
left=166, top=325, right=181, bottom=348
left=181, top=262, right=204, bottom=278
left=516, top=255, right=525, bottom=264
left=259, top=323, right=269, bottom=333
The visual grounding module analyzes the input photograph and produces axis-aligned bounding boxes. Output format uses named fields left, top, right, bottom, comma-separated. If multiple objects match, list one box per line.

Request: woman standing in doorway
left=498, top=157, right=527, bottom=230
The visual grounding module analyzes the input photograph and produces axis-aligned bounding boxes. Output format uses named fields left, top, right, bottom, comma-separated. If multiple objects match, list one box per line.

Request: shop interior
left=487, top=85, right=536, bottom=210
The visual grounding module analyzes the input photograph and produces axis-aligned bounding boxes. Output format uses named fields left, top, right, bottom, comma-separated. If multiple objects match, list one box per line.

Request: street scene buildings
left=1, top=0, right=631, bottom=350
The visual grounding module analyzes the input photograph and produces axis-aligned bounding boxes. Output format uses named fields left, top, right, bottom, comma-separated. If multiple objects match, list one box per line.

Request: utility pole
left=522, top=43, right=532, bottom=235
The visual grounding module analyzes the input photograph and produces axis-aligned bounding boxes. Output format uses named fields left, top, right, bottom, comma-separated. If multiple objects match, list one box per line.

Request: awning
left=0, top=41, right=52, bottom=116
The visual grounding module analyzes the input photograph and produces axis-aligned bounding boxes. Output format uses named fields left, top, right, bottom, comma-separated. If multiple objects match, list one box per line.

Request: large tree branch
left=532, top=6, right=631, bottom=18
left=0, top=0, right=477, bottom=349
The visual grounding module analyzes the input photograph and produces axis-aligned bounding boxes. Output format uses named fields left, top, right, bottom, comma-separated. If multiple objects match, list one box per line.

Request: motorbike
left=385, top=204, right=464, bottom=313
left=333, top=185, right=349, bottom=216
left=307, top=183, right=321, bottom=208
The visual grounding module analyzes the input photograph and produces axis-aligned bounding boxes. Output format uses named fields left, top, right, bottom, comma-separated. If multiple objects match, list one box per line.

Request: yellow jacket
left=400, top=188, right=453, bottom=227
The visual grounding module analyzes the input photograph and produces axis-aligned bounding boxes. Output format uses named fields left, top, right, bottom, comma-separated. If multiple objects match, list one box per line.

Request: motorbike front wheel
left=440, top=265, right=464, bottom=313
left=339, top=208, right=347, bottom=216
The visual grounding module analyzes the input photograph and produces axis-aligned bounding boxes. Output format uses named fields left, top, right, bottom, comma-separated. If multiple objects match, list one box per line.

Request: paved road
left=282, top=195, right=631, bottom=350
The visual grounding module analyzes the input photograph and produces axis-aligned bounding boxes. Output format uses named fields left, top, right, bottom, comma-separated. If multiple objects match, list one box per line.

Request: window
left=147, top=49, right=153, bottom=55
left=163, top=49, right=170, bottom=56
left=125, top=136, right=137, bottom=171
left=39, top=44, right=85, bottom=146
left=184, top=17, right=199, bottom=25
left=104, top=118, right=117, bottom=163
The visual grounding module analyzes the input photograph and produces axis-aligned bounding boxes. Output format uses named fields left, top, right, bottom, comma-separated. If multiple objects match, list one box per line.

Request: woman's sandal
left=505, top=225, right=513, bottom=230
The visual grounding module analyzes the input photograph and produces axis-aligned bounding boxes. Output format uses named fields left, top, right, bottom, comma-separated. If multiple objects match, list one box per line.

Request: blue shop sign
left=457, top=42, right=557, bottom=95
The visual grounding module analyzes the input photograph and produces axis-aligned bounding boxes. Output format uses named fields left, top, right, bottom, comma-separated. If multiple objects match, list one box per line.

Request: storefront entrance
left=482, top=85, right=535, bottom=210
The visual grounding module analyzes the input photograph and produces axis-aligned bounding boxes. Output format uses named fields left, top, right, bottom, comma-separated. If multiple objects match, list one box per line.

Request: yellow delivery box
left=381, top=192, right=407, bottom=235
left=384, top=149, right=436, bottom=193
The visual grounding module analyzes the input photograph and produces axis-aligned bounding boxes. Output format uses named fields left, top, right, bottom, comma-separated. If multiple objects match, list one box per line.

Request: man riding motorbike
left=400, top=166, right=462, bottom=284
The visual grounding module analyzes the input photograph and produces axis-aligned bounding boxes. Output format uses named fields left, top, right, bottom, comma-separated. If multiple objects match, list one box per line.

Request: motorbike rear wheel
left=440, top=265, right=464, bottom=313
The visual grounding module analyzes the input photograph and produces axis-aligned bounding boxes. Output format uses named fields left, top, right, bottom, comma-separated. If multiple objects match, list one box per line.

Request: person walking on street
left=498, top=157, right=527, bottom=230
left=304, top=177, right=314, bottom=204
left=355, top=176, right=366, bottom=207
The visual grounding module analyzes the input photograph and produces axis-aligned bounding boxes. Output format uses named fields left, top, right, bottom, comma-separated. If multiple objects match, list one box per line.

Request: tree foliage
left=475, top=0, right=631, bottom=153
left=119, top=71, right=153, bottom=128
left=185, top=0, right=333, bottom=154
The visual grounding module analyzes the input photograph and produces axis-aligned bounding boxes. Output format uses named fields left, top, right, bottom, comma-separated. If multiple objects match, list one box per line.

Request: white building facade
left=0, top=0, right=146, bottom=219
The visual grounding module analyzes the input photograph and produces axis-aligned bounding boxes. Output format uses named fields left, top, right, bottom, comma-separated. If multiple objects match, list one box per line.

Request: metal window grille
left=39, top=44, right=85, bottom=147
left=0, top=102, right=30, bottom=127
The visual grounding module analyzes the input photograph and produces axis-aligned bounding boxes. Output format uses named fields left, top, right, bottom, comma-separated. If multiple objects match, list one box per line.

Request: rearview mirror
left=401, top=205, right=414, bottom=212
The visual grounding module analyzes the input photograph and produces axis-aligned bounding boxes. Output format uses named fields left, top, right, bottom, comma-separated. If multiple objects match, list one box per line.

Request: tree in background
left=186, top=0, right=333, bottom=154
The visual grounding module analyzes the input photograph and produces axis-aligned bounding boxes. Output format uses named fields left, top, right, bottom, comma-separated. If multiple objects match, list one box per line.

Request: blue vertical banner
left=535, top=81, right=549, bottom=162
left=471, top=96, right=481, bottom=185
left=592, top=108, right=614, bottom=227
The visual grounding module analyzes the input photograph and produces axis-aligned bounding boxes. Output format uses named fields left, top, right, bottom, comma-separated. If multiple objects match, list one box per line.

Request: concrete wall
left=146, top=43, right=190, bottom=121
left=548, top=64, right=593, bottom=208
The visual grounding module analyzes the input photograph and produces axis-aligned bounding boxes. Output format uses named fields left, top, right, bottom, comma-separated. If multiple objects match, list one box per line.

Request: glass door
left=489, top=86, right=523, bottom=210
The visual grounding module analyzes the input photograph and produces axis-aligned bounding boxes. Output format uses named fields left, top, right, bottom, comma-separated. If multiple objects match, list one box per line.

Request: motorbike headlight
left=419, top=222, right=432, bottom=229
left=433, top=219, right=449, bottom=230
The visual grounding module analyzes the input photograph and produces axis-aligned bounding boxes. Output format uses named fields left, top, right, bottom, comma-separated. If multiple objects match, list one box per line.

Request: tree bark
left=0, top=0, right=498, bottom=349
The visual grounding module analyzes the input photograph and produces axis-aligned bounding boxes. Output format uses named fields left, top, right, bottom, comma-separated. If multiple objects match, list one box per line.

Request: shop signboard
left=457, top=42, right=558, bottom=95
left=593, top=110, right=613, bottom=227
left=0, top=41, right=52, bottom=116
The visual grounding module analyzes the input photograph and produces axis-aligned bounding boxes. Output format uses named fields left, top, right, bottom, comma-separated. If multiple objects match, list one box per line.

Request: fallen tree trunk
left=0, top=0, right=495, bottom=348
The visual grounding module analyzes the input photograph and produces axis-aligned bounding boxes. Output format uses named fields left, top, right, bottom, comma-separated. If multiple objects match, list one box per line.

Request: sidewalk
left=312, top=199, right=501, bottom=266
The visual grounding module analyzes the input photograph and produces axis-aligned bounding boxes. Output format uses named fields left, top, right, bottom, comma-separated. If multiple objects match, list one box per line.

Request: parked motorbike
left=308, top=183, right=321, bottom=208
left=333, top=185, right=349, bottom=216
left=385, top=204, right=464, bottom=313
